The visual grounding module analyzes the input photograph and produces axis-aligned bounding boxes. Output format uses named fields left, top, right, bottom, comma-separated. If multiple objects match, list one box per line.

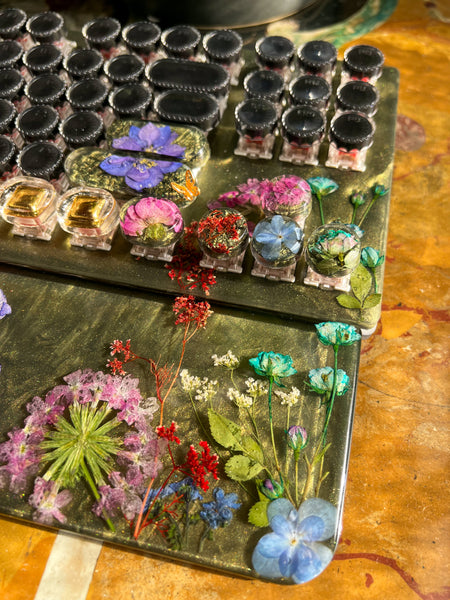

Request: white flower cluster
left=275, top=386, right=301, bottom=407
left=211, top=350, right=240, bottom=369
left=180, top=369, right=202, bottom=393
left=195, top=378, right=219, bottom=403
left=227, top=387, right=253, bottom=408
left=245, top=377, right=268, bottom=398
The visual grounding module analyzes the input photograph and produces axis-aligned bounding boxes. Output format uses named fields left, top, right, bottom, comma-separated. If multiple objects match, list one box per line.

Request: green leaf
left=363, top=293, right=382, bottom=309
left=208, top=409, right=243, bottom=451
left=351, top=263, right=372, bottom=302
left=225, top=455, right=263, bottom=481
left=241, top=436, right=264, bottom=464
left=312, top=442, right=331, bottom=466
left=248, top=500, right=270, bottom=527
left=336, top=294, right=362, bottom=309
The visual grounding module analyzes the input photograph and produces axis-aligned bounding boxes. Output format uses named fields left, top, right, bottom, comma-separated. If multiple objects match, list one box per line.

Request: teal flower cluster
left=315, top=322, right=361, bottom=348
left=249, top=352, right=297, bottom=387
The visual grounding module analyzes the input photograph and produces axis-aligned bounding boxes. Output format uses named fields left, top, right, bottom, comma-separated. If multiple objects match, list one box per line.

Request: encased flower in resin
left=111, top=122, right=186, bottom=159
left=197, top=208, right=249, bottom=257
left=307, top=366, right=350, bottom=397
left=314, top=321, right=361, bottom=347
left=120, top=196, right=183, bottom=247
left=261, top=175, right=312, bottom=221
left=99, top=154, right=182, bottom=192
left=306, top=223, right=361, bottom=277
left=252, top=497, right=337, bottom=584
left=252, top=214, right=303, bottom=266
left=249, top=351, right=297, bottom=386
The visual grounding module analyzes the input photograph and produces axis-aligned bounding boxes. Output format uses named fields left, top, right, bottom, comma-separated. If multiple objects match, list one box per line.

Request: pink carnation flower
left=121, top=197, right=183, bottom=238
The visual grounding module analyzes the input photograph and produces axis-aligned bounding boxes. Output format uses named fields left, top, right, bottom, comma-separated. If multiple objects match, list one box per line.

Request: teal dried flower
left=315, top=322, right=361, bottom=347
left=307, top=367, right=350, bottom=397
left=350, top=192, right=366, bottom=207
left=373, top=184, right=388, bottom=197
left=307, top=177, right=339, bottom=225
left=361, top=246, right=384, bottom=269
left=249, top=352, right=297, bottom=386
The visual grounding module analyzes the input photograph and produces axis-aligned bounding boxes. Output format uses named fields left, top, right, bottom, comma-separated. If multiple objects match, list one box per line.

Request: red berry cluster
left=156, top=421, right=181, bottom=445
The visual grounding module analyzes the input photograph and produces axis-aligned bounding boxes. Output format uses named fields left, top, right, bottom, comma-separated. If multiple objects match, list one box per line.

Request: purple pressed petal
left=156, top=159, right=182, bottom=174
left=112, top=137, right=144, bottom=151
left=139, top=122, right=164, bottom=147
left=99, top=155, right=134, bottom=176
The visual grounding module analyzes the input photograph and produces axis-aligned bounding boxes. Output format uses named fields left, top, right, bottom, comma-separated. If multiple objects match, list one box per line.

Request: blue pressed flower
left=253, top=215, right=303, bottom=261
left=260, top=478, right=284, bottom=500
left=315, top=322, right=361, bottom=347
left=144, top=477, right=202, bottom=510
left=346, top=223, right=364, bottom=239
left=286, top=426, right=308, bottom=451
left=249, top=351, right=297, bottom=386
left=0, top=289, right=11, bottom=319
left=252, top=497, right=337, bottom=584
left=99, top=154, right=182, bottom=192
left=199, top=487, right=241, bottom=529
left=361, top=246, right=384, bottom=269
left=112, top=122, right=186, bottom=159
left=306, top=177, right=339, bottom=198
left=307, top=367, right=349, bottom=396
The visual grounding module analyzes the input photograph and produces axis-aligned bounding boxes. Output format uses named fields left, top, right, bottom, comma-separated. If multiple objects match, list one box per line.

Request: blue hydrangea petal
left=270, top=214, right=285, bottom=235
left=298, top=515, right=325, bottom=542
left=297, top=498, right=337, bottom=541
left=252, top=545, right=283, bottom=579
left=270, top=514, right=295, bottom=538
left=278, top=546, right=298, bottom=577
left=255, top=531, right=291, bottom=558
left=291, top=541, right=333, bottom=584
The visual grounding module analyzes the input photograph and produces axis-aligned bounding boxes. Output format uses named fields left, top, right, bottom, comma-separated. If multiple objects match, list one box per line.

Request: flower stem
left=357, top=191, right=381, bottom=228
left=294, top=454, right=299, bottom=507
left=351, top=204, right=358, bottom=225
left=371, top=267, right=379, bottom=293
left=317, top=194, right=325, bottom=225
left=320, top=347, right=339, bottom=447
left=268, top=377, right=281, bottom=473
left=80, top=457, right=115, bottom=533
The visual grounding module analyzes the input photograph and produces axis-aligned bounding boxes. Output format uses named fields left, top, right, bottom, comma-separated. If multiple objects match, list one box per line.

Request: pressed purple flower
left=112, top=122, right=186, bottom=159
left=29, top=477, right=72, bottom=525
left=0, top=289, right=11, bottom=319
left=287, top=425, right=308, bottom=451
left=99, top=154, right=182, bottom=192
left=0, top=428, right=42, bottom=492
left=261, top=175, right=311, bottom=213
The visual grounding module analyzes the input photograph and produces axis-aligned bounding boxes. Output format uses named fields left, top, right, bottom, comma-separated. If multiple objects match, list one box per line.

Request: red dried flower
left=173, top=295, right=212, bottom=329
left=166, top=222, right=217, bottom=295
left=106, top=358, right=126, bottom=376
left=110, top=339, right=132, bottom=362
left=156, top=421, right=181, bottom=445
left=181, top=441, right=219, bottom=491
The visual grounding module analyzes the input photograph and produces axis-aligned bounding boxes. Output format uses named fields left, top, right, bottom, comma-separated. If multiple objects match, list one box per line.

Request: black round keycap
left=161, top=25, right=201, bottom=59
left=108, top=83, right=152, bottom=117
left=282, top=105, right=325, bottom=145
left=336, top=80, right=379, bottom=115
left=289, top=75, right=331, bottom=108
left=18, top=140, right=63, bottom=178
left=104, top=54, right=145, bottom=85
left=0, top=8, right=27, bottom=39
left=0, top=98, right=16, bottom=132
left=26, top=11, right=64, bottom=43
left=203, top=29, right=243, bottom=65
left=243, top=69, right=285, bottom=103
left=16, top=104, right=59, bottom=141
left=0, top=68, right=24, bottom=100
left=235, top=97, right=278, bottom=138
left=25, top=73, right=66, bottom=106
left=330, top=111, right=374, bottom=151
left=255, top=35, right=295, bottom=69
left=0, top=40, right=23, bottom=69
left=67, top=79, right=108, bottom=111
left=60, top=110, right=104, bottom=147
left=122, top=21, right=161, bottom=54
left=82, top=17, right=121, bottom=50
left=297, top=40, right=337, bottom=75
left=63, top=48, right=104, bottom=79
left=23, top=44, right=62, bottom=74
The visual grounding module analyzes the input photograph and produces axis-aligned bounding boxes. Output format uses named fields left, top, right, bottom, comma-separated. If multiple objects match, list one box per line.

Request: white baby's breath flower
left=227, top=387, right=253, bottom=408
left=195, top=377, right=218, bottom=402
left=275, top=386, right=301, bottom=407
left=211, top=350, right=240, bottom=369
left=245, top=377, right=268, bottom=398
left=180, top=369, right=202, bottom=393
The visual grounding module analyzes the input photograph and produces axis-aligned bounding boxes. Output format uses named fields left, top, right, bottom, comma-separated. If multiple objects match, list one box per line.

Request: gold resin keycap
left=2, top=184, right=50, bottom=218
left=64, top=193, right=107, bottom=229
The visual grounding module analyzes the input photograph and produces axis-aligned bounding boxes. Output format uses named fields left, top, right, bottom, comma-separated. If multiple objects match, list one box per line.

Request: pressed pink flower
left=29, top=477, right=72, bottom=524
left=121, top=197, right=183, bottom=238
